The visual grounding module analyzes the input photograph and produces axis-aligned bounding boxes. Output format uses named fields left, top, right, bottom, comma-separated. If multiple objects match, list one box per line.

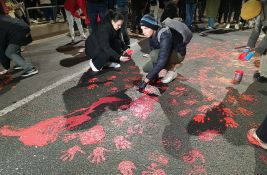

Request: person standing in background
left=185, top=0, right=197, bottom=28
left=204, top=0, right=221, bottom=29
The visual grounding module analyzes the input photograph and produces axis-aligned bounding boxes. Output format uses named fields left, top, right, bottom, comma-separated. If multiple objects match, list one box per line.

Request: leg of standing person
left=98, top=4, right=108, bottom=27
left=73, top=10, right=86, bottom=40
left=65, top=9, right=75, bottom=42
left=5, top=44, right=38, bottom=77
left=87, top=3, right=98, bottom=33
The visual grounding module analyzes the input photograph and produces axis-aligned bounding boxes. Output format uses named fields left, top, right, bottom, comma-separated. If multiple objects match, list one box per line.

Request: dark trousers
left=227, top=0, right=242, bottom=23
left=256, top=115, right=267, bottom=143
left=91, top=39, right=123, bottom=70
left=87, top=3, right=108, bottom=33
left=130, top=9, right=142, bottom=33
left=218, top=0, right=230, bottom=23
left=40, top=4, right=55, bottom=21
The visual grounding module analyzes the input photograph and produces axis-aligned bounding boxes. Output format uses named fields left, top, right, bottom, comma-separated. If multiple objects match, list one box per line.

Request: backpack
left=160, top=17, right=193, bottom=45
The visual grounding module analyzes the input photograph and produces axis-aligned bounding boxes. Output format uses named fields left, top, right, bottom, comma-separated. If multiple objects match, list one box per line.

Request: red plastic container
left=232, top=70, right=244, bottom=84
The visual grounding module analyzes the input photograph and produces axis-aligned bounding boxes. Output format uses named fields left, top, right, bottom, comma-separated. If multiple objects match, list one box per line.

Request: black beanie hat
left=140, top=15, right=159, bottom=30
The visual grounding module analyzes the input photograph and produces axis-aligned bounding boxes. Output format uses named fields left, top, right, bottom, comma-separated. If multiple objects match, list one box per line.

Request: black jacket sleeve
left=146, top=31, right=173, bottom=80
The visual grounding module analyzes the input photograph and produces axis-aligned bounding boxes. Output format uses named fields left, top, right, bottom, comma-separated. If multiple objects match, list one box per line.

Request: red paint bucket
left=232, top=70, right=244, bottom=84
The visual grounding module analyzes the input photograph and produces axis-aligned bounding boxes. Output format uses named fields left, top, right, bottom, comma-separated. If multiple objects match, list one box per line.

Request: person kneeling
left=85, top=10, right=131, bottom=72
left=138, top=15, right=192, bottom=91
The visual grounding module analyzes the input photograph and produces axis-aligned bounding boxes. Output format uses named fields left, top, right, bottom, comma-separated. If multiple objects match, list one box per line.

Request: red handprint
left=114, top=136, right=132, bottom=149
left=237, top=107, right=253, bottom=117
left=222, top=108, right=235, bottom=117
left=112, top=116, right=128, bottom=126
left=181, top=149, right=205, bottom=164
left=193, top=114, right=205, bottom=123
left=127, top=124, right=144, bottom=135
left=141, top=163, right=167, bottom=175
left=118, top=161, right=136, bottom=175
left=224, top=117, right=240, bottom=128
left=60, top=145, right=85, bottom=161
left=88, top=147, right=111, bottom=164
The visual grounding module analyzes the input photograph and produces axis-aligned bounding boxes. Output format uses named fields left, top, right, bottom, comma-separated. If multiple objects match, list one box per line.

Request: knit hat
left=240, top=0, right=262, bottom=20
left=140, top=15, right=159, bottom=30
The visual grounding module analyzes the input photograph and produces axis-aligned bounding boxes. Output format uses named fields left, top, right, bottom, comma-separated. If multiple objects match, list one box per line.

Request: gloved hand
left=238, top=47, right=250, bottom=60
left=138, top=80, right=147, bottom=92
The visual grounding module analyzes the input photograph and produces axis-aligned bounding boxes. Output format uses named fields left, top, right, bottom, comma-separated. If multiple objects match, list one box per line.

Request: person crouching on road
left=0, top=3, right=38, bottom=77
left=138, top=14, right=191, bottom=91
left=85, top=10, right=131, bottom=72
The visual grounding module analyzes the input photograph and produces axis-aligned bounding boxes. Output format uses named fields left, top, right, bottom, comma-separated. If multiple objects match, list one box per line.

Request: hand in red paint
left=118, top=161, right=136, bottom=175
left=88, top=147, right=111, bottom=164
left=193, top=114, right=205, bottom=123
left=237, top=107, right=253, bottom=117
left=224, top=117, right=240, bottom=128
left=60, top=145, right=85, bottom=161
left=63, top=133, right=79, bottom=143
left=114, top=136, right=132, bottom=149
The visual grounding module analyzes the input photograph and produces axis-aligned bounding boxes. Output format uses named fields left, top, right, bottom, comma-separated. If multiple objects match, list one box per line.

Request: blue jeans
left=185, top=3, right=197, bottom=27
left=116, top=5, right=130, bottom=45
left=208, top=17, right=215, bottom=28
left=87, top=3, right=108, bottom=33
left=5, top=44, right=33, bottom=71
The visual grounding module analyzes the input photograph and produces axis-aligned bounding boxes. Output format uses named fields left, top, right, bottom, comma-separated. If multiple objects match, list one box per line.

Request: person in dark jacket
left=138, top=15, right=191, bottom=91
left=85, top=10, right=131, bottom=72
left=0, top=4, right=38, bottom=77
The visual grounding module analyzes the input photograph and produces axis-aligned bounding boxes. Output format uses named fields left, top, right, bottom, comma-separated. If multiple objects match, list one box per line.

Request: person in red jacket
left=64, top=0, right=89, bottom=43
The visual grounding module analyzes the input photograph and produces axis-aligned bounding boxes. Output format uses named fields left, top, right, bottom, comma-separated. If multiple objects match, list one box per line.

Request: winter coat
left=0, top=14, right=32, bottom=46
left=247, top=0, right=267, bottom=55
left=147, top=26, right=186, bottom=80
left=88, top=0, right=108, bottom=4
left=64, top=0, right=89, bottom=25
left=204, top=0, right=221, bottom=18
left=85, top=21, right=128, bottom=62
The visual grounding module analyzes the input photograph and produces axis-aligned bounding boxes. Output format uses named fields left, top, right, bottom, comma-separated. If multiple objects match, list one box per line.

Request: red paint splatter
left=130, top=95, right=157, bottom=120
left=193, top=114, right=205, bottom=123
left=112, top=116, right=128, bottom=126
left=198, top=130, right=220, bottom=141
left=181, top=149, right=205, bottom=164
left=60, top=145, right=85, bottom=161
left=185, top=165, right=208, bottom=175
left=63, top=125, right=105, bottom=145
left=184, top=99, right=198, bottom=106
left=175, top=87, right=186, bottom=91
left=127, top=124, right=143, bottom=135
left=198, top=105, right=211, bottom=113
left=124, top=84, right=133, bottom=89
left=259, top=154, right=267, bottom=166
left=148, top=151, right=169, bottom=165
left=222, top=108, right=235, bottom=117
left=88, top=77, right=98, bottom=83
left=104, top=81, right=113, bottom=86
left=170, top=99, right=179, bottom=106
left=107, top=75, right=117, bottom=81
left=114, top=136, right=132, bottom=149
left=0, top=97, right=123, bottom=147
left=178, top=109, right=192, bottom=117
left=87, top=84, right=98, bottom=90
left=226, top=95, right=237, bottom=104
left=224, top=117, right=239, bottom=128
left=237, top=107, right=253, bottom=117
left=88, top=147, right=111, bottom=164
left=169, top=91, right=184, bottom=96
left=240, top=94, right=255, bottom=103
left=118, top=161, right=136, bottom=175
left=109, top=87, right=118, bottom=93
left=141, top=163, right=167, bottom=175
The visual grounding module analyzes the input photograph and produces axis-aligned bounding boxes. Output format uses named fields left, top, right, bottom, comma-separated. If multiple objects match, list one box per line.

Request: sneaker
left=13, top=65, right=23, bottom=70
left=108, top=62, right=121, bottom=68
left=225, top=23, right=231, bottom=29
left=89, top=59, right=100, bottom=72
left=21, top=67, right=38, bottom=77
left=247, top=128, right=267, bottom=150
left=206, top=26, right=213, bottom=30
left=0, top=69, right=9, bottom=75
left=235, top=24, right=240, bottom=30
left=161, top=71, right=177, bottom=84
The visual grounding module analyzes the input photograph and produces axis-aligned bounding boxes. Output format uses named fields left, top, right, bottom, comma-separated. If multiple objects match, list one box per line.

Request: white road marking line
left=0, top=40, right=140, bottom=117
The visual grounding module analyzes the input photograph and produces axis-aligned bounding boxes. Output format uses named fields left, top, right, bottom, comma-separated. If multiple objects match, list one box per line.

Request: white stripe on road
left=0, top=40, right=141, bottom=117
left=0, top=68, right=87, bottom=117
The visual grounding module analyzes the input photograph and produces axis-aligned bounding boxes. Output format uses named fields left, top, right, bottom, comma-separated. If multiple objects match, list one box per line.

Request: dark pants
left=218, top=0, right=230, bottom=23
left=130, top=9, right=142, bottom=33
left=185, top=3, right=197, bottom=27
left=227, top=0, right=242, bottom=23
left=256, top=115, right=267, bottom=143
left=116, top=5, right=130, bottom=45
left=91, top=39, right=123, bottom=70
left=87, top=3, right=108, bottom=33
left=40, top=4, right=55, bottom=21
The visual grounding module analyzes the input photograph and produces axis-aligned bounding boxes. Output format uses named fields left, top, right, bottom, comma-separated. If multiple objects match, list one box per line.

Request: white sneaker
left=161, top=71, right=177, bottom=83
left=225, top=23, right=231, bottom=29
left=108, top=62, right=121, bottom=68
left=89, top=59, right=100, bottom=72
left=235, top=24, right=239, bottom=30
